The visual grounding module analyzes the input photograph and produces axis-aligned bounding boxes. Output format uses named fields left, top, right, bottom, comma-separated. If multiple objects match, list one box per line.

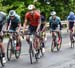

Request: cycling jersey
left=67, top=15, right=75, bottom=30
left=7, top=16, right=21, bottom=31
left=41, top=15, right=45, bottom=24
left=40, top=15, right=46, bottom=31
left=25, top=11, right=40, bottom=26
left=67, top=15, right=75, bottom=22
left=49, top=16, right=61, bottom=30
left=0, top=12, right=6, bottom=32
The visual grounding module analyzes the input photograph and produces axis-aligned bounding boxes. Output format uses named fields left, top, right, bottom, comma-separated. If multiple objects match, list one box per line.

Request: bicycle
left=3, top=30, right=22, bottom=61
left=51, top=30, right=62, bottom=52
left=24, top=31, right=41, bottom=64
left=0, top=46, right=5, bottom=67
left=0, top=33, right=6, bottom=67
left=69, top=29, right=75, bottom=48
left=39, top=31, right=46, bottom=56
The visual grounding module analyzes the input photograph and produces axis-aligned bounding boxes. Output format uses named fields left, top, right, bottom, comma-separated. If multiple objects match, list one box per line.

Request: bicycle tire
left=29, top=49, right=33, bottom=64
left=0, top=49, right=5, bottom=67
left=7, top=40, right=12, bottom=61
left=15, top=41, right=21, bottom=59
left=40, top=44, right=44, bottom=56
left=71, top=40, right=74, bottom=48
left=51, top=41, right=55, bottom=52
left=57, top=37, right=62, bottom=51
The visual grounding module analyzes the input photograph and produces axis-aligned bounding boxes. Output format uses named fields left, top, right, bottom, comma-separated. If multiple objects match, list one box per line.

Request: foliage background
left=0, top=0, right=75, bottom=24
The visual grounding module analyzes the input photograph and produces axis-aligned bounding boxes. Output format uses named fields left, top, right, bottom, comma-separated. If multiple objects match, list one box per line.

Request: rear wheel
left=7, top=40, right=12, bottom=61
left=0, top=49, right=5, bottom=67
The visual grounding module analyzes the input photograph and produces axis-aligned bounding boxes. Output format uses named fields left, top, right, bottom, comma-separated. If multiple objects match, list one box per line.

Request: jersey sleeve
left=49, top=17, right=52, bottom=28
left=16, top=17, right=21, bottom=24
left=58, top=17, right=61, bottom=22
left=15, top=14, right=21, bottom=23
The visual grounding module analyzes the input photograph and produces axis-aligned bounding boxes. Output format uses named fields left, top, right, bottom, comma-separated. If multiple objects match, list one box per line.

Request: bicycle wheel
left=15, top=41, right=21, bottom=59
left=57, top=44, right=60, bottom=51
left=35, top=52, right=38, bottom=62
left=29, top=48, right=34, bottom=64
left=7, top=40, right=12, bottom=61
left=51, top=41, right=55, bottom=52
left=57, top=37, right=62, bottom=51
left=71, top=40, right=74, bottom=48
left=40, top=43, right=44, bottom=56
left=0, top=49, right=5, bottom=67
left=70, top=33, right=74, bottom=48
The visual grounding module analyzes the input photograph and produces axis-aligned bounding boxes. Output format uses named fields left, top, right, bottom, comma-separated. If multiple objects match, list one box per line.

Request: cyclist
left=0, top=11, right=7, bottom=63
left=67, top=11, right=75, bottom=41
left=23, top=4, right=41, bottom=57
left=6, top=10, right=21, bottom=48
left=40, top=12, right=46, bottom=52
left=49, top=11, right=62, bottom=44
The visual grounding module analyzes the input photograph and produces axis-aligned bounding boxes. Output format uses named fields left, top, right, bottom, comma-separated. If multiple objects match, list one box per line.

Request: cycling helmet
left=51, top=11, right=56, bottom=16
left=9, top=10, right=16, bottom=16
left=69, top=11, right=74, bottom=16
left=28, top=4, right=35, bottom=10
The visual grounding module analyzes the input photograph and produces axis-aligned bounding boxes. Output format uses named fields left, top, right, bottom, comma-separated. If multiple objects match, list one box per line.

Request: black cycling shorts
left=69, top=22, right=74, bottom=30
left=29, top=25, right=37, bottom=34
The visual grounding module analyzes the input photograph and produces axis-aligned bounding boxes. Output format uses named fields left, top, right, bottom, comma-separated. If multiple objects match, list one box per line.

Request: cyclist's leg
left=26, top=35, right=31, bottom=45
left=26, top=25, right=33, bottom=45
left=40, top=24, right=45, bottom=48
left=0, top=36, right=6, bottom=63
left=69, top=22, right=74, bottom=41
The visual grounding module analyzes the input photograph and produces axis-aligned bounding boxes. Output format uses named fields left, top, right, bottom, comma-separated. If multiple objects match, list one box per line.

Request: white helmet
left=9, top=10, right=16, bottom=16
left=28, top=4, right=35, bottom=10
left=51, top=11, right=56, bottom=16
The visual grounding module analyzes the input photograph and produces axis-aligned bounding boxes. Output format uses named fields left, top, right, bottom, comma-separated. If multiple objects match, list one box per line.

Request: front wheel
left=0, top=49, right=5, bottom=67
left=7, top=40, right=12, bottom=61
left=29, top=49, right=34, bottom=64
left=51, top=41, right=55, bottom=52
left=57, top=37, right=62, bottom=51
left=15, top=41, right=21, bottom=59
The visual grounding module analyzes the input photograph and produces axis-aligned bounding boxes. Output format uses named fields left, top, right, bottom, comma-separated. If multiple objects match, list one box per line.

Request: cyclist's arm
left=6, top=17, right=10, bottom=30
left=17, top=23, right=21, bottom=32
left=67, top=17, right=69, bottom=30
left=23, top=14, right=28, bottom=29
left=42, top=21, right=46, bottom=32
left=23, top=18, right=27, bottom=29
left=58, top=17, right=62, bottom=30
left=36, top=18, right=41, bottom=32
left=49, top=17, right=52, bottom=29
left=17, top=17, right=21, bottom=32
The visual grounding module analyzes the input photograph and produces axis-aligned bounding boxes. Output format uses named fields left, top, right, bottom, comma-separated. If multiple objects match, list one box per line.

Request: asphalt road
left=1, top=31, right=75, bottom=68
